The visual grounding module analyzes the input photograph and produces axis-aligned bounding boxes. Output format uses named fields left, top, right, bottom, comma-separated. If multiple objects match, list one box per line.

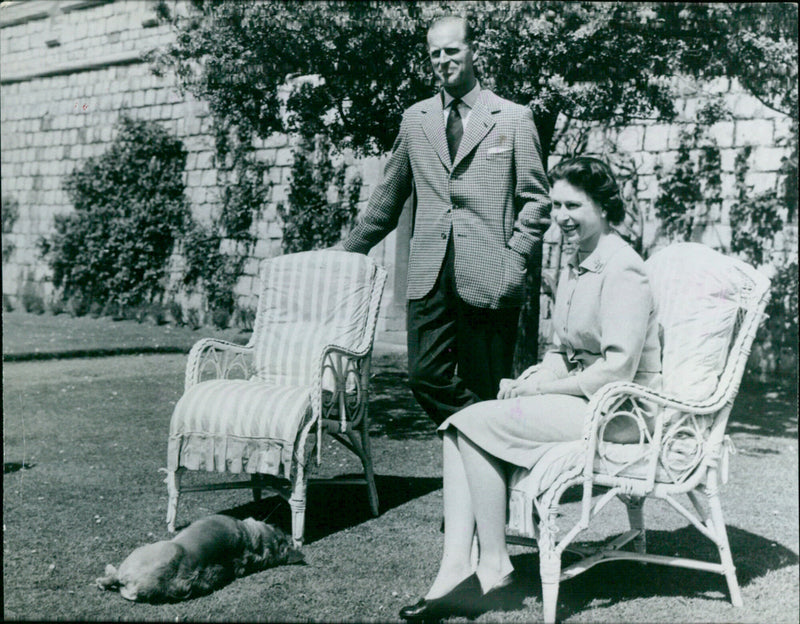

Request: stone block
left=274, top=147, right=294, bottom=167
left=196, top=152, right=214, bottom=170
left=233, top=275, right=254, bottom=297
left=267, top=220, right=283, bottom=238
left=751, top=146, right=788, bottom=172
left=270, top=184, right=288, bottom=204
left=636, top=174, right=659, bottom=200
left=719, top=149, right=739, bottom=171
left=707, top=121, right=735, bottom=149
left=774, top=116, right=795, bottom=141
left=656, top=150, right=678, bottom=173
left=643, top=125, right=669, bottom=152
left=682, top=97, right=700, bottom=121
left=731, top=92, right=764, bottom=119
left=706, top=77, right=730, bottom=94
left=720, top=173, right=737, bottom=198
left=745, top=172, right=778, bottom=195
left=735, top=119, right=774, bottom=146
left=699, top=223, right=730, bottom=250
left=186, top=170, right=202, bottom=188
left=667, top=124, right=692, bottom=150
left=201, top=170, right=217, bottom=187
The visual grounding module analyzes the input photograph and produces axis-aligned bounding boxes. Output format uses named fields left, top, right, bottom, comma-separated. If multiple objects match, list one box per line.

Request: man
left=341, top=15, right=551, bottom=426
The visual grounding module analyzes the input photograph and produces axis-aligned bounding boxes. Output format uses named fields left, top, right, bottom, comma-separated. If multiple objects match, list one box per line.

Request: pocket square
left=488, top=146, right=512, bottom=155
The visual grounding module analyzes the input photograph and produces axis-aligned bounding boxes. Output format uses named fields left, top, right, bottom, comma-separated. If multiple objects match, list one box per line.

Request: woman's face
left=550, top=179, right=609, bottom=253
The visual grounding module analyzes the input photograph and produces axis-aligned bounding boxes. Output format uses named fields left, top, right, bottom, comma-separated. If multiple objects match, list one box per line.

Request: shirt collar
left=442, top=81, right=481, bottom=110
left=566, top=232, right=627, bottom=274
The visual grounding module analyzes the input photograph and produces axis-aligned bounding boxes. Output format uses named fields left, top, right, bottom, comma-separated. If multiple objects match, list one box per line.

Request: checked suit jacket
left=342, top=89, right=551, bottom=310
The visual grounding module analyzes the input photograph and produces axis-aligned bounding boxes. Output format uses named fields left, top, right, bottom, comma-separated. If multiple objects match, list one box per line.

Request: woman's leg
left=425, top=429, right=477, bottom=599
left=457, top=431, right=514, bottom=592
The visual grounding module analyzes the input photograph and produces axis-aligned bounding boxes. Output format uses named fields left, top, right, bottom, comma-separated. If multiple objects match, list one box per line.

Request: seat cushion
left=167, top=379, right=314, bottom=477
left=646, top=243, right=743, bottom=402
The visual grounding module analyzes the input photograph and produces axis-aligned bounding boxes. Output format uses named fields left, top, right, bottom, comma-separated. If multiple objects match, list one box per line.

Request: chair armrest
left=318, top=344, right=373, bottom=432
left=579, top=381, right=727, bottom=494
left=185, top=338, right=254, bottom=391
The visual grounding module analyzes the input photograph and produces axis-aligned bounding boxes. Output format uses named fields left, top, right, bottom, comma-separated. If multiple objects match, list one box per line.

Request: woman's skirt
left=437, top=393, right=590, bottom=470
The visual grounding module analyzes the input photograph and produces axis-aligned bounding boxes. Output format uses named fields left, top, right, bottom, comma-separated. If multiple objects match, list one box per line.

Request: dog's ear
left=95, top=564, right=119, bottom=590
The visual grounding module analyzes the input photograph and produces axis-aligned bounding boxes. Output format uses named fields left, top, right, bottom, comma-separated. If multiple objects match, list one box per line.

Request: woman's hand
left=498, top=369, right=559, bottom=399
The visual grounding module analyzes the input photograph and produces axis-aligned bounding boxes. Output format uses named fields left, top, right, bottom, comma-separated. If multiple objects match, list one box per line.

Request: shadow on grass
left=729, top=374, right=798, bottom=439
left=367, top=370, right=437, bottom=439
left=505, top=524, right=798, bottom=620
left=219, top=473, right=442, bottom=544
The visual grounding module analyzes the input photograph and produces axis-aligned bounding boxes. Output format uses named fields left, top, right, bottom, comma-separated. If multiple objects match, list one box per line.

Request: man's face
left=427, top=21, right=477, bottom=94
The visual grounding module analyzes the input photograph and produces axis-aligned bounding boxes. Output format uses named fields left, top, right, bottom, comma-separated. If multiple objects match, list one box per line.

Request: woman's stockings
left=457, top=431, right=515, bottom=592
left=424, top=429, right=477, bottom=599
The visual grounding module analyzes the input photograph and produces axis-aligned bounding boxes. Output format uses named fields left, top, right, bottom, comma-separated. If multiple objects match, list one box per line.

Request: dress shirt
left=441, top=81, right=481, bottom=132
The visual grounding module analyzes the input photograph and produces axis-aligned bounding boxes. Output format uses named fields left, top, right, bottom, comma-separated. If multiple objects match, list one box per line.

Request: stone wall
left=0, top=0, right=404, bottom=339
left=2, top=0, right=795, bottom=349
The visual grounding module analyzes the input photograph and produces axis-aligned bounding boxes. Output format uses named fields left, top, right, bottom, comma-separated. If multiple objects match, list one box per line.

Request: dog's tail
left=95, top=564, right=120, bottom=591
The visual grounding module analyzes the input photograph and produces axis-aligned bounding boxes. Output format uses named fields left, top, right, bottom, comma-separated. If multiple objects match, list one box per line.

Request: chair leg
left=538, top=510, right=562, bottom=624
left=624, top=495, right=647, bottom=553
left=251, top=475, right=262, bottom=502
left=706, top=484, right=743, bottom=607
left=540, top=549, right=562, bottom=624
left=165, top=468, right=182, bottom=533
left=346, top=426, right=379, bottom=516
left=289, top=467, right=308, bottom=549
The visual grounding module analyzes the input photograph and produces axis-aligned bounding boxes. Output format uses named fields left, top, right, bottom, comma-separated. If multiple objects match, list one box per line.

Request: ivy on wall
left=278, top=130, right=361, bottom=254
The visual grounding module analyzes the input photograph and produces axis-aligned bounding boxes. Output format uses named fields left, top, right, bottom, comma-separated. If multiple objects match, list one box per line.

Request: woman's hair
left=548, top=156, right=625, bottom=225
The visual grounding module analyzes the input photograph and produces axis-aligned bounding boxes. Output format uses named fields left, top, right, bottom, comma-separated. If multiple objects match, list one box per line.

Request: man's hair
left=548, top=156, right=626, bottom=225
left=427, top=15, right=475, bottom=45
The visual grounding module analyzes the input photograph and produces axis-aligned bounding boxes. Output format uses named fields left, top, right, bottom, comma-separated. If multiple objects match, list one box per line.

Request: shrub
left=21, top=276, right=45, bottom=315
left=40, top=116, right=190, bottom=311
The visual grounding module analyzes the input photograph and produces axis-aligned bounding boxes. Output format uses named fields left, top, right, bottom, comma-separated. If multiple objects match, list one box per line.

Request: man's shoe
left=399, top=574, right=481, bottom=621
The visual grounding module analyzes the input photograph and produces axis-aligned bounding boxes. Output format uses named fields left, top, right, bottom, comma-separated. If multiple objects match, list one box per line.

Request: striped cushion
left=252, top=251, right=376, bottom=387
left=168, top=379, right=313, bottom=477
left=645, top=243, right=743, bottom=401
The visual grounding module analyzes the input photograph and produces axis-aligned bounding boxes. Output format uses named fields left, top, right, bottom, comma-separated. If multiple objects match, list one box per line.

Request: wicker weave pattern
left=506, top=243, right=770, bottom=623
left=165, top=250, right=387, bottom=547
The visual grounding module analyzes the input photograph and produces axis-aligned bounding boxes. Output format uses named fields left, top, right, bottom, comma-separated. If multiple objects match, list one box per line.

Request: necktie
left=446, top=99, right=463, bottom=163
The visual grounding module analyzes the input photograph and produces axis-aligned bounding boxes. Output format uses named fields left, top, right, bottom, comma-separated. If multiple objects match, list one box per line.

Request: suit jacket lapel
left=420, top=95, right=452, bottom=172
left=452, top=91, right=497, bottom=169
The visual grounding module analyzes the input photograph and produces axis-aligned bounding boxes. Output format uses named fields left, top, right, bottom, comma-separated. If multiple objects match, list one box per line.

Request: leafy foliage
left=277, top=132, right=361, bottom=254
left=2, top=194, right=19, bottom=264
left=151, top=0, right=797, bottom=364
left=40, top=116, right=190, bottom=309
left=654, top=122, right=722, bottom=242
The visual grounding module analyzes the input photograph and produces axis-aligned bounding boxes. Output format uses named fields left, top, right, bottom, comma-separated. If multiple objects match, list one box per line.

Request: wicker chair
left=165, top=250, right=387, bottom=547
left=505, top=243, right=770, bottom=623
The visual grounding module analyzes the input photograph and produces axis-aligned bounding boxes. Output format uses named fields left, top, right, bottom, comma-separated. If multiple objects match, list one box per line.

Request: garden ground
left=3, top=311, right=798, bottom=622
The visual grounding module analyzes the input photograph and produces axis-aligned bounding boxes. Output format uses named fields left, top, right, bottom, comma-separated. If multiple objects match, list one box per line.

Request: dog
left=96, top=515, right=302, bottom=602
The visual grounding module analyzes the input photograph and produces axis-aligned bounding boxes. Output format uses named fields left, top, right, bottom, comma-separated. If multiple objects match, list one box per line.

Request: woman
left=399, top=156, right=662, bottom=621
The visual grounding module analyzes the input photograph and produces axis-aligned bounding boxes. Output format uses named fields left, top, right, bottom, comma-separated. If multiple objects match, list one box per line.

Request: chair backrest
left=645, top=243, right=771, bottom=405
left=250, top=250, right=387, bottom=387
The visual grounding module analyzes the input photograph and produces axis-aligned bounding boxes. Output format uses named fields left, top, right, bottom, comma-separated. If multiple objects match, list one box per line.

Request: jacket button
left=441, top=232, right=447, bottom=239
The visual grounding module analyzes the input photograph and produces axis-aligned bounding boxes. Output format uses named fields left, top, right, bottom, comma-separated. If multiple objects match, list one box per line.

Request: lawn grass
left=4, top=349, right=798, bottom=622
left=3, top=308, right=798, bottom=621
left=2, top=310, right=249, bottom=360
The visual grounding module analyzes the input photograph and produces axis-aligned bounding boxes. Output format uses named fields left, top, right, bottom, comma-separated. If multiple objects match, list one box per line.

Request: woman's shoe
left=399, top=573, right=481, bottom=621
left=480, top=571, right=523, bottom=611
